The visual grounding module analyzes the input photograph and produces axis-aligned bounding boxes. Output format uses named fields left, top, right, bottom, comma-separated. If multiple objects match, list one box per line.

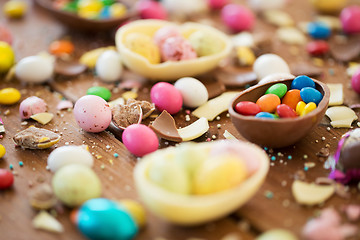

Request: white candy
left=248, top=0, right=286, bottom=11
left=15, top=55, right=54, bottom=83
left=253, top=54, right=290, bottom=80
left=174, top=77, right=208, bottom=108
left=258, top=73, right=295, bottom=85
left=95, top=50, right=123, bottom=82
left=161, top=0, right=208, bottom=17
left=47, top=145, right=93, bottom=172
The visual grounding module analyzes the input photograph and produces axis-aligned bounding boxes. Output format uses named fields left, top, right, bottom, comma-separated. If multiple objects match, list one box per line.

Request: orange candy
left=282, top=89, right=301, bottom=110
left=49, top=40, right=74, bottom=56
left=256, top=94, right=280, bottom=113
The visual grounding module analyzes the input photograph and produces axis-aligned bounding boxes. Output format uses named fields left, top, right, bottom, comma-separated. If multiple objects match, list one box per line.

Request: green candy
left=265, top=83, right=288, bottom=98
left=87, top=86, right=111, bottom=101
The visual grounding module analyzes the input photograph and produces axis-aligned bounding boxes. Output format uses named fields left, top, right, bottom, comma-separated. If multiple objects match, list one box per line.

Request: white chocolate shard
left=108, top=97, right=125, bottom=108
left=192, top=92, right=240, bottom=121
left=326, top=106, right=358, bottom=128
left=264, top=10, right=294, bottom=27
left=30, top=113, right=54, bottom=125
left=178, top=117, right=209, bottom=141
left=223, top=130, right=237, bottom=140
left=276, top=27, right=306, bottom=45
left=330, top=119, right=356, bottom=128
left=327, top=83, right=343, bottom=106
left=32, top=211, right=64, bottom=233
left=292, top=180, right=335, bottom=206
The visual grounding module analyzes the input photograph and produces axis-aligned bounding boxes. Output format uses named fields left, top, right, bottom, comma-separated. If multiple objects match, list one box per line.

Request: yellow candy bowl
left=134, top=140, right=269, bottom=226
left=115, top=19, right=233, bottom=81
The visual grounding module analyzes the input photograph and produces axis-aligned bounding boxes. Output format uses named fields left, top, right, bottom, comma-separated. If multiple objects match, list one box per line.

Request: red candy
left=136, top=0, right=168, bottom=20
left=256, top=94, right=280, bottom=113
left=0, top=169, right=14, bottom=189
left=282, top=89, right=301, bottom=110
left=235, top=101, right=261, bottom=116
left=306, top=40, right=329, bottom=56
left=150, top=82, right=183, bottom=115
left=221, top=4, right=255, bottom=32
left=276, top=104, right=297, bottom=118
left=351, top=68, right=360, bottom=94
left=340, top=6, right=360, bottom=34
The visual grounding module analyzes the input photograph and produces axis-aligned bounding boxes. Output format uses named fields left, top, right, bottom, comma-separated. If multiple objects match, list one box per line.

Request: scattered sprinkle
left=100, top=164, right=105, bottom=170
left=19, top=161, right=23, bottom=167
left=271, top=156, right=276, bottom=161
left=288, top=155, right=292, bottom=160
left=303, top=154, right=308, bottom=159
left=9, top=164, right=13, bottom=170
left=217, top=124, right=221, bottom=129
left=113, top=153, right=119, bottom=158
left=216, top=116, right=221, bottom=121
left=106, top=145, right=111, bottom=149
left=264, top=190, right=274, bottom=199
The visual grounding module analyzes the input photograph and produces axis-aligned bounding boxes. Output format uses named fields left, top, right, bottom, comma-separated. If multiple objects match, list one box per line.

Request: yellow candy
left=3, top=0, right=27, bottom=18
left=301, top=102, right=317, bottom=116
left=194, top=154, right=247, bottom=195
left=0, top=41, right=15, bottom=73
left=78, top=10, right=99, bottom=19
left=295, top=101, right=306, bottom=116
left=125, top=33, right=160, bottom=64
left=0, top=88, right=21, bottom=105
left=0, top=144, right=6, bottom=158
left=122, top=91, right=138, bottom=101
left=236, top=46, right=255, bottom=66
left=79, top=46, right=116, bottom=68
left=110, top=3, right=127, bottom=18
left=310, top=0, right=346, bottom=13
left=77, top=0, right=103, bottom=12
left=118, top=199, right=146, bottom=228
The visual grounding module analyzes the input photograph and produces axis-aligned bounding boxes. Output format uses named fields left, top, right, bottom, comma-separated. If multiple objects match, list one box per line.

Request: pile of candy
left=235, top=75, right=324, bottom=119
left=52, top=0, right=127, bottom=19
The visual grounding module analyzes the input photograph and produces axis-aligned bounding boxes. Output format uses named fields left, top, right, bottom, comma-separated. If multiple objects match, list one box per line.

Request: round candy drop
left=0, top=88, right=21, bottom=105
left=291, top=75, right=315, bottom=90
left=122, top=124, right=159, bottom=157
left=306, top=40, right=329, bottom=56
left=310, top=0, right=346, bottom=13
left=0, top=144, right=6, bottom=158
left=221, top=4, right=255, bottom=32
left=276, top=104, right=297, bottom=118
left=255, top=112, right=275, bottom=119
left=86, top=86, right=111, bottom=101
left=136, top=0, right=167, bottom=20
left=150, top=82, right=183, bottom=115
left=0, top=169, right=13, bottom=189
left=235, top=101, right=261, bottom=116
left=0, top=41, right=15, bottom=73
left=3, top=0, right=27, bottom=18
left=265, top=83, right=287, bottom=98
left=281, top=89, right=301, bottom=110
left=49, top=40, right=74, bottom=56
left=351, top=68, right=360, bottom=94
left=307, top=22, right=331, bottom=39
left=300, top=87, right=323, bottom=105
left=256, top=94, right=280, bottom=113
left=340, top=6, right=360, bottom=34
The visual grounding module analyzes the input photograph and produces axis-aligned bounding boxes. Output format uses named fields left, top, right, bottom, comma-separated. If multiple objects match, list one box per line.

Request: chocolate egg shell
left=337, top=129, right=360, bottom=171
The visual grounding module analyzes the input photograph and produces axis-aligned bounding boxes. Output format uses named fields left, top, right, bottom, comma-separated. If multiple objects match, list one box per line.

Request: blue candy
left=255, top=112, right=275, bottom=119
left=77, top=198, right=138, bottom=240
left=307, top=22, right=331, bottom=39
left=300, top=87, right=323, bottom=105
left=291, top=75, right=316, bottom=90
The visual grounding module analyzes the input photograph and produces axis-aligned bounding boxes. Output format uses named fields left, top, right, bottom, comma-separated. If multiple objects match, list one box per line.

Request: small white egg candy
left=95, top=50, right=123, bottom=83
left=248, top=0, right=286, bottom=11
left=161, top=0, right=208, bottom=17
left=15, top=55, right=54, bottom=83
left=174, top=77, right=208, bottom=108
left=253, top=54, right=290, bottom=81
left=47, top=145, right=93, bottom=172
left=258, top=72, right=295, bottom=85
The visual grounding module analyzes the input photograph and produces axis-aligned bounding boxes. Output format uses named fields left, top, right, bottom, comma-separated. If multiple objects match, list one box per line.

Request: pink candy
left=122, top=124, right=159, bottom=157
left=19, top=96, right=47, bottom=119
left=160, top=36, right=197, bottom=62
left=340, top=6, right=360, bottom=34
left=136, top=0, right=168, bottom=20
left=207, top=0, right=229, bottom=10
left=351, top=68, right=360, bottom=94
left=221, top=4, right=255, bottom=32
left=0, top=24, right=13, bottom=45
left=153, top=26, right=181, bottom=46
left=150, top=82, right=183, bottom=115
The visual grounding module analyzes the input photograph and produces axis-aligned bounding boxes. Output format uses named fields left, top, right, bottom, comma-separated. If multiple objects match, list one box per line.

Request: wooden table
left=1, top=0, right=360, bottom=239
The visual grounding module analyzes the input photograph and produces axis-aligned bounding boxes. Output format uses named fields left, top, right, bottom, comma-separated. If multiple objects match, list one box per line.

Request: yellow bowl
left=134, top=140, right=269, bottom=226
left=115, top=19, right=233, bottom=81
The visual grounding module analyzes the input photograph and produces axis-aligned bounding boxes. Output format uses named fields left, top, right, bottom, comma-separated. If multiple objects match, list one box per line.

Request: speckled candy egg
left=122, top=124, right=159, bottom=157
left=15, top=55, right=54, bottom=83
left=47, top=145, right=94, bottom=172
left=95, top=50, right=123, bottom=83
left=77, top=198, right=138, bottom=240
left=150, top=82, right=183, bottom=115
left=19, top=96, right=47, bottom=119
left=174, top=77, right=208, bottom=108
left=74, top=95, right=112, bottom=133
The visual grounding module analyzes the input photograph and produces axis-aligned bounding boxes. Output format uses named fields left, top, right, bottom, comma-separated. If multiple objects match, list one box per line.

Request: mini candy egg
left=265, top=83, right=287, bottom=98
left=47, top=145, right=94, bottom=172
left=0, top=24, right=13, bottom=45
left=221, top=4, right=255, bottom=32
left=188, top=30, right=223, bottom=57
left=19, top=96, right=47, bottom=119
left=235, top=101, right=261, bottom=116
left=310, top=0, right=346, bottom=13
left=125, top=33, right=161, bottom=64
left=136, top=0, right=167, bottom=20
left=162, top=0, right=208, bottom=17
left=256, top=94, right=281, bottom=113
left=295, top=101, right=306, bottom=116
left=0, top=41, right=15, bottom=73
left=74, top=95, right=112, bottom=133
left=291, top=75, right=315, bottom=90
left=253, top=54, right=290, bottom=80
left=160, top=36, right=197, bottom=62
left=174, top=77, right=208, bottom=108
left=15, top=55, right=54, bottom=83
left=122, top=124, right=159, bottom=157
left=351, top=68, right=360, bottom=94
left=301, top=102, right=317, bottom=116
left=52, top=164, right=102, bottom=207
left=255, top=112, right=275, bottom=119
left=3, top=0, right=27, bottom=18
left=282, top=89, right=301, bottom=110
left=95, top=50, right=123, bottom=83
left=77, top=198, right=138, bottom=240
left=300, top=87, right=323, bottom=105
left=0, top=88, right=21, bottom=105
left=340, top=6, right=360, bottom=34
left=153, top=26, right=181, bottom=46
left=306, top=40, right=329, bottom=56
left=207, top=0, right=228, bottom=10
left=276, top=104, right=297, bottom=118
left=86, top=86, right=112, bottom=101
left=307, top=22, right=331, bottom=39
left=256, top=229, right=297, bottom=240
left=0, top=144, right=6, bottom=158
left=0, top=169, right=14, bottom=189
left=248, top=0, right=286, bottom=11
left=118, top=199, right=146, bottom=228
left=49, top=40, right=75, bottom=56
left=150, top=82, right=183, bottom=115
left=109, top=3, right=127, bottom=18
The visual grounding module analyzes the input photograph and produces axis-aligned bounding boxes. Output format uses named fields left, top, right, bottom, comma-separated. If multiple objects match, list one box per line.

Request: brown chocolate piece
left=197, top=74, right=226, bottom=99
left=29, top=183, right=57, bottom=210
left=330, top=34, right=360, bottom=62
left=215, top=69, right=257, bottom=88
left=55, top=59, right=87, bottom=77
left=111, top=103, right=142, bottom=130
left=127, top=99, right=155, bottom=119
left=290, top=62, right=323, bottom=77
left=13, top=127, right=61, bottom=149
left=150, top=110, right=182, bottom=142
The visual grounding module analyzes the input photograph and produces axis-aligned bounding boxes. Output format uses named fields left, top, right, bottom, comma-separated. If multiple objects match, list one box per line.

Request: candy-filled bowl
left=229, top=78, right=330, bottom=148
left=134, top=140, right=269, bottom=225
left=115, top=19, right=233, bottom=81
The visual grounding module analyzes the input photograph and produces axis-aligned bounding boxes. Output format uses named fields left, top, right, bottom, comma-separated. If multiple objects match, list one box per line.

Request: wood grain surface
left=1, top=0, right=360, bottom=240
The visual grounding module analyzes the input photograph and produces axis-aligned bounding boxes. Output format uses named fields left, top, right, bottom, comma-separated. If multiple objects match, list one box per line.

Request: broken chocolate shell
left=111, top=103, right=142, bottom=130
left=127, top=99, right=155, bottom=119
left=13, top=126, right=61, bottom=149
left=150, top=110, right=182, bottom=142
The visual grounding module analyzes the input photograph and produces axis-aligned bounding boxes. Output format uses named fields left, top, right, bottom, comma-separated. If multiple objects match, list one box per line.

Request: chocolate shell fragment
left=13, top=126, right=61, bottom=149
